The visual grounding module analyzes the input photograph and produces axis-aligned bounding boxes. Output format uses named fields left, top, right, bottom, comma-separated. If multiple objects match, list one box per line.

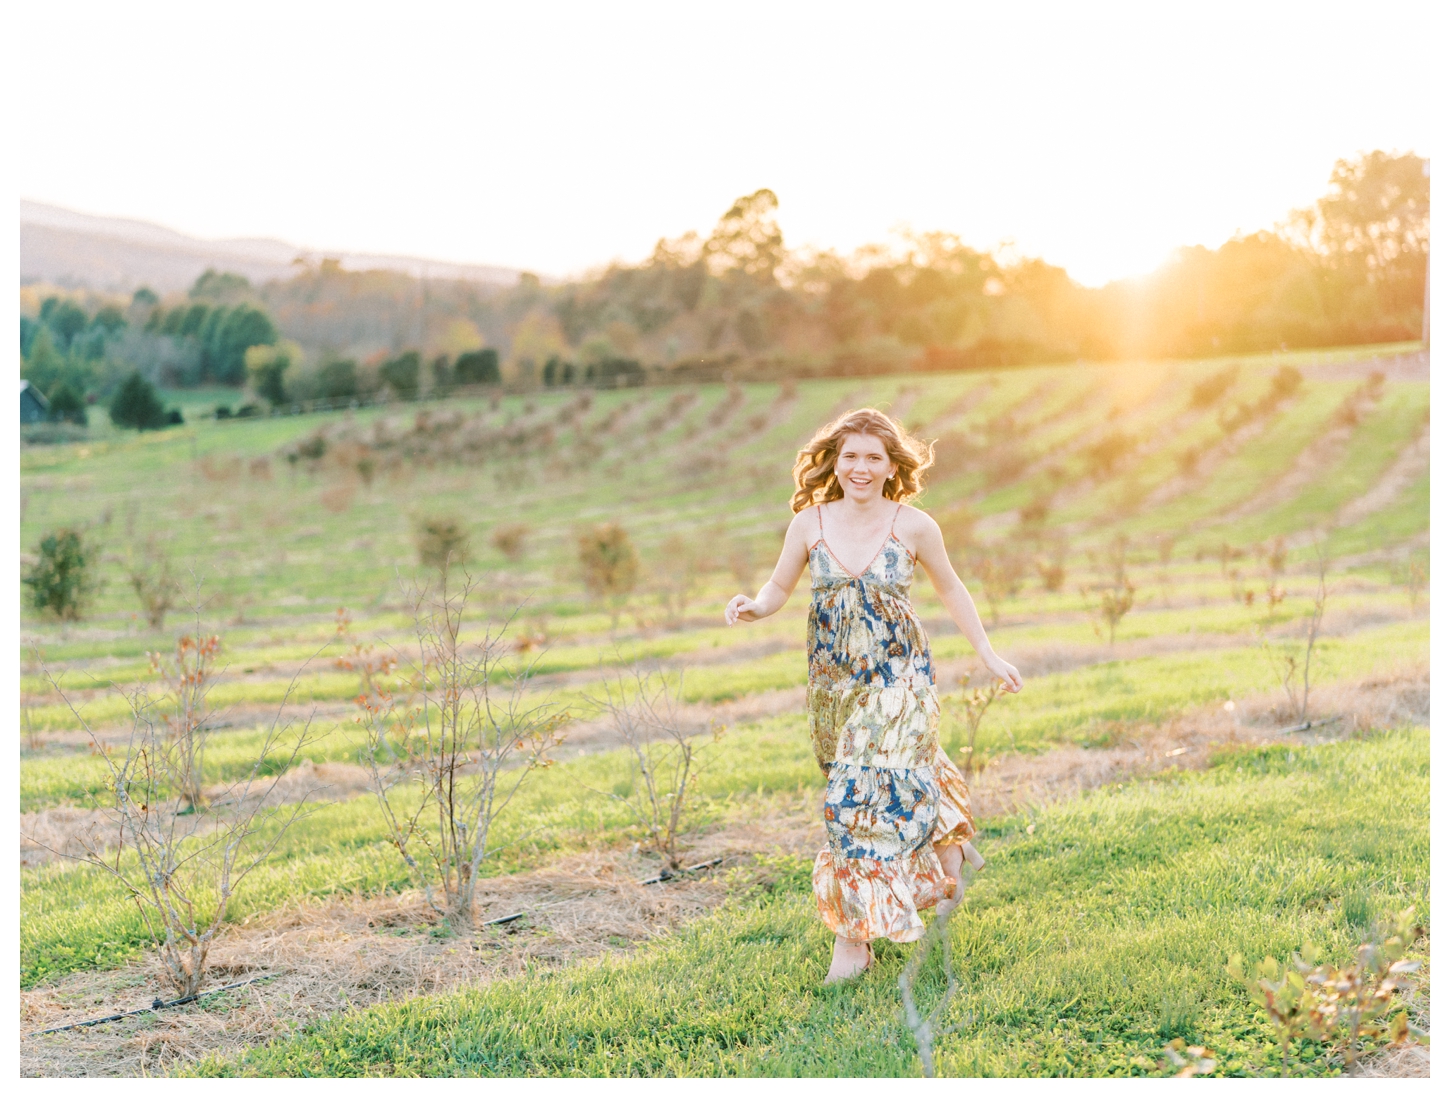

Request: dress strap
left=816, top=504, right=824, bottom=540
left=890, top=502, right=903, bottom=533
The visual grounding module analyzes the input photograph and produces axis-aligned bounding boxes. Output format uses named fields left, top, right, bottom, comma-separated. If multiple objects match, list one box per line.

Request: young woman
left=725, top=408, right=1023, bottom=983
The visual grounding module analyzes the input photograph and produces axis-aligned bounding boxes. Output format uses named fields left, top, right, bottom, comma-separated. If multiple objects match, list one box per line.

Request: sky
left=14, top=1, right=1438, bottom=287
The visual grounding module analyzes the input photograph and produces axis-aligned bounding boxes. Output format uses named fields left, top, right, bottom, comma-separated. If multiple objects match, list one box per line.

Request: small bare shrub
left=197, top=454, right=242, bottom=481
left=128, top=536, right=182, bottom=630
left=586, top=665, right=723, bottom=870
left=1081, top=535, right=1134, bottom=646
left=936, top=504, right=977, bottom=554
left=1391, top=558, right=1427, bottom=612
left=1018, top=495, right=1051, bottom=531
left=1259, top=544, right=1329, bottom=728
left=969, top=551, right=1026, bottom=625
left=354, top=575, right=567, bottom=930
left=1035, top=544, right=1066, bottom=593
left=33, top=614, right=322, bottom=997
left=511, top=618, right=550, bottom=654
left=946, top=671, right=1005, bottom=772
left=320, top=483, right=356, bottom=514
left=655, top=533, right=706, bottom=628
left=491, top=523, right=531, bottom=562
left=1083, top=430, right=1135, bottom=479
left=414, top=515, right=471, bottom=573
left=578, top=522, right=639, bottom=631
left=1189, top=364, right=1239, bottom=409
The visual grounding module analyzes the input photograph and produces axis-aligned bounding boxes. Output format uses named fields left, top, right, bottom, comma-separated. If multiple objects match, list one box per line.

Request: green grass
left=190, top=727, right=1428, bottom=1077
left=19, top=348, right=1429, bottom=1076
left=21, top=619, right=1425, bottom=986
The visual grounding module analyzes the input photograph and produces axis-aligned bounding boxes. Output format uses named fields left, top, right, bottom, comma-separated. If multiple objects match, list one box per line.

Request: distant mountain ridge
left=20, top=200, right=525, bottom=294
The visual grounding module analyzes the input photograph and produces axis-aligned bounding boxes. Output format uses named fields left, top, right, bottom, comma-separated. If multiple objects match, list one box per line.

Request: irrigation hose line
left=27, top=973, right=281, bottom=1038
left=29, top=858, right=727, bottom=1037
left=483, top=857, right=727, bottom=925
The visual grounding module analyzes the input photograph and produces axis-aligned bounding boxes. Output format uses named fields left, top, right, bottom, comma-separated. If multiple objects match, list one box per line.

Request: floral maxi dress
left=808, top=503, right=976, bottom=942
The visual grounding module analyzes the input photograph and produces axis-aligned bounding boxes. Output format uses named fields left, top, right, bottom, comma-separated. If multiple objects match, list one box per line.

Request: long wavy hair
left=790, top=408, right=934, bottom=513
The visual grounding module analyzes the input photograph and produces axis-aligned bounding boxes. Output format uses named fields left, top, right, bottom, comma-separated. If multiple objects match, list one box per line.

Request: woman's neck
left=833, top=492, right=893, bottom=519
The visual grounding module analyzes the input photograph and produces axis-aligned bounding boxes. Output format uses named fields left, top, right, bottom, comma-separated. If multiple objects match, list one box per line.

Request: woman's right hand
left=725, top=594, right=759, bottom=625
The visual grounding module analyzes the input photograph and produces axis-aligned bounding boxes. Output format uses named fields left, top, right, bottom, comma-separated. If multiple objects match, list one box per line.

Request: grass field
left=18, top=344, right=1430, bottom=1077
left=190, top=729, right=1429, bottom=1078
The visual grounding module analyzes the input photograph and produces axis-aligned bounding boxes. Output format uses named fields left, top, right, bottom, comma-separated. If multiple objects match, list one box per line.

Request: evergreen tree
left=47, top=381, right=88, bottom=426
left=454, top=348, right=500, bottom=385
left=109, top=371, right=168, bottom=430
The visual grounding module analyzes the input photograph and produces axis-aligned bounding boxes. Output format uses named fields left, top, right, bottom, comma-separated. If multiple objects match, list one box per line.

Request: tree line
left=251, top=149, right=1428, bottom=382
left=20, top=149, right=1427, bottom=412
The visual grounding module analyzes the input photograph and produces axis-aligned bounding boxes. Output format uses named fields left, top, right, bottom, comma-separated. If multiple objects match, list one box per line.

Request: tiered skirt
left=812, top=745, right=976, bottom=942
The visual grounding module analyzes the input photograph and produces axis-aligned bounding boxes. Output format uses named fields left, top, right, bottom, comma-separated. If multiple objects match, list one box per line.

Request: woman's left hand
left=985, top=654, right=1023, bottom=693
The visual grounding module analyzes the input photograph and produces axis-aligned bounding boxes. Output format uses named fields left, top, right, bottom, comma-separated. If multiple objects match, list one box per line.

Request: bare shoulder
left=784, top=506, right=818, bottom=551
left=893, top=503, right=942, bottom=553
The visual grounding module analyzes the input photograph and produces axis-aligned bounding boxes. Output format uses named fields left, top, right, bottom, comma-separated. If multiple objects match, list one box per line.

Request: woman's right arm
left=724, top=511, right=811, bottom=625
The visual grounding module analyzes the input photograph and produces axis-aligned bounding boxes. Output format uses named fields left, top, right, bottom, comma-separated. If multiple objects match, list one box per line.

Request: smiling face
left=834, top=431, right=898, bottom=502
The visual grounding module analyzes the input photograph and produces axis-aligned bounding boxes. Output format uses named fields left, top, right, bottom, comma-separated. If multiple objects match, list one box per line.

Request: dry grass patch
left=19, top=793, right=823, bottom=1078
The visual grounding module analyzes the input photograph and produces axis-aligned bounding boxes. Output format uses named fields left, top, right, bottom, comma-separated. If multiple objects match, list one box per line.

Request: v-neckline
left=815, top=503, right=906, bottom=579
left=818, top=531, right=901, bottom=579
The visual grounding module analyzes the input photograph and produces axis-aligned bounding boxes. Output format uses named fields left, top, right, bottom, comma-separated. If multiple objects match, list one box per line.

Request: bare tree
left=354, top=572, right=567, bottom=930
left=586, top=665, right=723, bottom=871
left=32, top=613, right=324, bottom=997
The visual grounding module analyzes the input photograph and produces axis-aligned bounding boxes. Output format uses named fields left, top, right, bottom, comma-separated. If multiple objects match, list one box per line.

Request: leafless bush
left=945, top=671, right=1005, bottom=773
left=1084, top=430, right=1136, bottom=479
left=1390, top=558, right=1427, bottom=612
left=585, top=665, right=723, bottom=870
left=319, top=483, right=356, bottom=514
left=414, top=515, right=471, bottom=573
left=1259, top=543, right=1329, bottom=728
left=578, top=522, right=639, bottom=631
left=969, top=550, right=1026, bottom=625
left=353, top=575, right=567, bottom=930
left=128, top=537, right=181, bottom=630
left=1189, top=364, right=1239, bottom=409
left=491, top=523, right=531, bottom=562
left=1081, top=534, right=1135, bottom=646
left=936, top=503, right=977, bottom=555
left=1018, top=495, right=1051, bottom=531
left=31, top=612, right=323, bottom=997
left=196, top=455, right=242, bottom=482
left=655, top=533, right=707, bottom=628
left=1035, top=542, right=1066, bottom=593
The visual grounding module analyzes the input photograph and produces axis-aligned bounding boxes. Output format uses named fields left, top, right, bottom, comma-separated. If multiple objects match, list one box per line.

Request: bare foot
left=824, top=936, right=872, bottom=984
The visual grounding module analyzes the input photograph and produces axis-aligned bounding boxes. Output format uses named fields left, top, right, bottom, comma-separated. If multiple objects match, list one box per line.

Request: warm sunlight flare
left=16, top=2, right=1433, bottom=1083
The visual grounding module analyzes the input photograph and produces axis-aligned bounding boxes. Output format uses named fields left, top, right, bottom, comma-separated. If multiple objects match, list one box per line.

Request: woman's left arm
left=909, top=513, right=1023, bottom=693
